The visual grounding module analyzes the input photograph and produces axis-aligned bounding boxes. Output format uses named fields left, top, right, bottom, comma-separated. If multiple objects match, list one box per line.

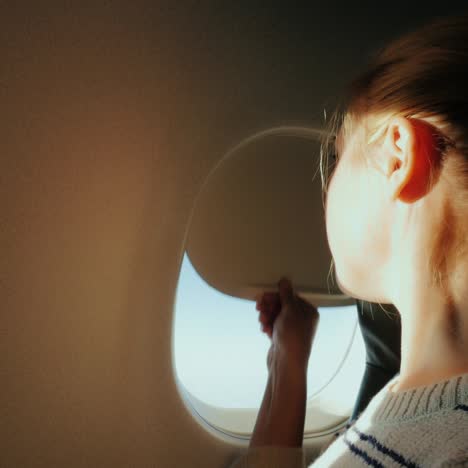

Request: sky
left=173, top=252, right=364, bottom=409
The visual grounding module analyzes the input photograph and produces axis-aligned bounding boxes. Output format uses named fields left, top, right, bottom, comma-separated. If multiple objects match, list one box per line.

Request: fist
left=256, top=278, right=320, bottom=372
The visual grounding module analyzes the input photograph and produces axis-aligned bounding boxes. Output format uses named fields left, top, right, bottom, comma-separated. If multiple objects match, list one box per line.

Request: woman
left=231, top=14, right=468, bottom=467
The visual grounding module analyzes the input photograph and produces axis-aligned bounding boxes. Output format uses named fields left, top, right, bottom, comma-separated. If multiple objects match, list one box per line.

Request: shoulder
left=439, top=454, right=468, bottom=467
left=384, top=405, right=468, bottom=465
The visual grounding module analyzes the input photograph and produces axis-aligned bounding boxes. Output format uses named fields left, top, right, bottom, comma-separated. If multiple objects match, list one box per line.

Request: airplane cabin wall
left=1, top=3, right=464, bottom=467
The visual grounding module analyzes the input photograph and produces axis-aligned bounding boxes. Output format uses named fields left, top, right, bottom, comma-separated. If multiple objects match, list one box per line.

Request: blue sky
left=174, top=252, right=359, bottom=409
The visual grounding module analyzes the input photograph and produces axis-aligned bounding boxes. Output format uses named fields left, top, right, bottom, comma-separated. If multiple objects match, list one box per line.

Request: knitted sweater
left=229, top=372, right=468, bottom=467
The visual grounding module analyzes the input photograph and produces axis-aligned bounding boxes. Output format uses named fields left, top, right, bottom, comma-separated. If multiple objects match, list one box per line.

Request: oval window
left=173, top=252, right=366, bottom=438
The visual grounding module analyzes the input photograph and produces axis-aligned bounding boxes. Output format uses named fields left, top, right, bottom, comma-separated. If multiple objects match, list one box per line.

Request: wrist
left=266, top=353, right=308, bottom=447
left=270, top=348, right=309, bottom=378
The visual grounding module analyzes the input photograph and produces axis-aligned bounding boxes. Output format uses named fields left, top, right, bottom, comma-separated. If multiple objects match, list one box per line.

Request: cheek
left=326, top=168, right=354, bottom=259
left=325, top=178, right=338, bottom=254
left=325, top=167, right=368, bottom=284
left=326, top=165, right=390, bottom=300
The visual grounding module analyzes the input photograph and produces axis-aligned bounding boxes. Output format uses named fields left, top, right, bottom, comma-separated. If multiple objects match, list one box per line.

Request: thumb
left=278, top=277, right=294, bottom=304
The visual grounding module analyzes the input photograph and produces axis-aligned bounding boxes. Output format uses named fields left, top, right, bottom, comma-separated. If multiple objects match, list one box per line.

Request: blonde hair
left=320, top=14, right=468, bottom=298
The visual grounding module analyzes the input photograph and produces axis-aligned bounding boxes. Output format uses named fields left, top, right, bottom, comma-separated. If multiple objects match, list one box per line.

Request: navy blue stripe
left=455, top=404, right=468, bottom=412
left=352, top=427, right=420, bottom=468
left=343, top=435, right=385, bottom=468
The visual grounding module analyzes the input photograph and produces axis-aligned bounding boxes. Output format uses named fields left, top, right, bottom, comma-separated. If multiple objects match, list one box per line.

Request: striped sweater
left=229, top=372, right=468, bottom=467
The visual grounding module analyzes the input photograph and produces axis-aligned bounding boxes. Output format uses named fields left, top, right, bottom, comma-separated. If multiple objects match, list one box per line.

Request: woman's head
left=323, top=15, right=468, bottom=304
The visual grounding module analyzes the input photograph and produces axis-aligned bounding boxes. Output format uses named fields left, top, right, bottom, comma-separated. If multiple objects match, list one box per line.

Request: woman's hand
left=256, top=277, right=320, bottom=373
left=249, top=277, right=319, bottom=448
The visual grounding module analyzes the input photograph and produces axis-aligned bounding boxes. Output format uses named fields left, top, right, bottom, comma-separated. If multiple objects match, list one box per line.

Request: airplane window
left=174, top=252, right=366, bottom=436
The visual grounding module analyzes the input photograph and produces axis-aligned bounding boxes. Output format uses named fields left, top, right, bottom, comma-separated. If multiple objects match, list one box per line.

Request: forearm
left=250, top=354, right=307, bottom=448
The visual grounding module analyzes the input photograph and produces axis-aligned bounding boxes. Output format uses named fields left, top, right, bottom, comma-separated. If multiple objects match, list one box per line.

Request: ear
left=383, top=116, right=440, bottom=203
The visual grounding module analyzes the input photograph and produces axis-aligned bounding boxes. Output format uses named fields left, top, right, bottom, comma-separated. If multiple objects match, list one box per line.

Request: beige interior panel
left=186, top=127, right=353, bottom=307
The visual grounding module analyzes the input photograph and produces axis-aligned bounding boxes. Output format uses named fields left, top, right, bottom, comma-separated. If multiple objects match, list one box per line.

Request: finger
left=278, top=277, right=294, bottom=304
left=258, top=311, right=271, bottom=325
left=257, top=292, right=278, bottom=313
left=262, top=292, right=275, bottom=311
left=256, top=293, right=267, bottom=311
left=263, top=293, right=281, bottom=321
left=261, top=323, right=273, bottom=338
left=255, top=291, right=265, bottom=309
left=259, top=309, right=277, bottom=328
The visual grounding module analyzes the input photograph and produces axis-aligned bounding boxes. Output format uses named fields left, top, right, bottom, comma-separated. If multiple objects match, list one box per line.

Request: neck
left=390, top=242, right=468, bottom=393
